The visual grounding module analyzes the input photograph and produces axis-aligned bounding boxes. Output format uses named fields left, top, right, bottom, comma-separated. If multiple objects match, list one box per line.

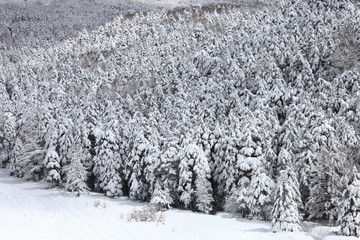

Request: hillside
left=0, top=0, right=360, bottom=235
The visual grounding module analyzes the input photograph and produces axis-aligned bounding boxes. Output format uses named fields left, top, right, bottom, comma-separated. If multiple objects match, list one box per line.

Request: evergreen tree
left=247, top=167, right=275, bottom=220
left=43, top=145, right=61, bottom=186
left=155, top=139, right=180, bottom=205
left=193, top=146, right=214, bottom=214
left=307, top=147, right=348, bottom=221
left=272, top=168, right=302, bottom=232
left=338, top=167, right=360, bottom=237
left=92, top=128, right=123, bottom=197
left=224, top=177, right=250, bottom=217
left=16, top=109, right=45, bottom=181
left=178, top=142, right=194, bottom=208
left=9, top=137, right=24, bottom=177
left=126, top=128, right=158, bottom=201
left=0, top=112, right=16, bottom=167
left=64, top=145, right=90, bottom=194
left=57, top=117, right=75, bottom=168
left=178, top=142, right=214, bottom=213
left=212, top=134, right=240, bottom=199
left=150, top=179, right=173, bottom=211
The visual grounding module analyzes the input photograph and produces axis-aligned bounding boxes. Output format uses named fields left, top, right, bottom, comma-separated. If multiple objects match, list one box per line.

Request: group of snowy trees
left=0, top=0, right=160, bottom=61
left=0, top=0, right=360, bottom=235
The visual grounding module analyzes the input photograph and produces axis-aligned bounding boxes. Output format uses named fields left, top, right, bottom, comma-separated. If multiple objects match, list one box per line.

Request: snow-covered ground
left=0, top=168, right=355, bottom=240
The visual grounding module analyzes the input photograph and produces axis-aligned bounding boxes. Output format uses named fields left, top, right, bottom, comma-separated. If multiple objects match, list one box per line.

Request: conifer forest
left=0, top=0, right=360, bottom=235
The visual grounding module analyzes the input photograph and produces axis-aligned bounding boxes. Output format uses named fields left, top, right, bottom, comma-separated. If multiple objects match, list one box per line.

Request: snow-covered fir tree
left=92, top=127, right=123, bottom=197
left=12, top=108, right=45, bottom=181
left=64, top=145, right=90, bottom=194
left=247, top=167, right=275, bottom=220
left=178, top=141, right=214, bottom=213
left=272, top=167, right=302, bottom=232
left=338, top=167, right=360, bottom=237
left=43, top=145, right=61, bottom=186
left=150, top=179, right=173, bottom=211
left=154, top=138, right=179, bottom=205
left=0, top=112, right=16, bottom=167
left=126, top=127, right=158, bottom=201
left=307, top=146, right=349, bottom=222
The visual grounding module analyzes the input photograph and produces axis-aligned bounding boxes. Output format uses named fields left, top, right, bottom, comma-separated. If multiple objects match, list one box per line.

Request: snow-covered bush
left=126, top=207, right=165, bottom=224
left=94, top=200, right=107, bottom=209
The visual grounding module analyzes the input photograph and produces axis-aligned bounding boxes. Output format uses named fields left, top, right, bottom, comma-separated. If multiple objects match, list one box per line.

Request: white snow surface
left=0, top=168, right=356, bottom=240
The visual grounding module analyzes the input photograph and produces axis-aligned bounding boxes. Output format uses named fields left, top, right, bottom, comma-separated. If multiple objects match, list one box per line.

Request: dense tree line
left=0, top=0, right=359, bottom=234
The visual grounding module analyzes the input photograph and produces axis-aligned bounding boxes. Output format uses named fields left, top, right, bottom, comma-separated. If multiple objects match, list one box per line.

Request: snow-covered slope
left=0, top=0, right=265, bottom=6
left=0, top=0, right=269, bottom=58
left=1, top=0, right=360, bottom=238
left=0, top=168, right=355, bottom=240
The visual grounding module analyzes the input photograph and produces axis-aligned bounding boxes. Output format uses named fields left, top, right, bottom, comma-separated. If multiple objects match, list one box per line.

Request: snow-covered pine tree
left=14, top=108, right=45, bottom=181
left=43, top=145, right=61, bottom=187
left=224, top=177, right=250, bottom=217
left=221, top=112, right=269, bottom=213
left=307, top=146, right=349, bottom=222
left=18, top=136, right=45, bottom=181
left=177, top=141, right=194, bottom=209
left=289, top=52, right=316, bottom=91
left=295, top=149, right=315, bottom=203
left=64, top=144, right=90, bottom=194
left=57, top=117, right=75, bottom=168
left=102, top=159, right=124, bottom=198
left=150, top=179, right=173, bottom=211
left=155, top=138, right=179, bottom=205
left=37, top=104, right=56, bottom=148
left=102, top=121, right=124, bottom=198
left=0, top=112, right=16, bottom=167
left=247, top=167, right=275, bottom=220
left=212, top=110, right=246, bottom=202
left=335, top=118, right=359, bottom=150
left=194, top=172, right=214, bottom=214
left=178, top=141, right=214, bottom=213
left=126, top=127, right=158, bottom=201
left=41, top=117, right=61, bottom=187
left=193, top=144, right=214, bottom=214
left=272, top=167, right=302, bottom=232
left=277, top=116, right=299, bottom=159
left=338, top=167, right=360, bottom=237
left=236, top=115, right=264, bottom=181
left=277, top=148, right=292, bottom=171
left=92, top=127, right=108, bottom=188
left=73, top=109, right=95, bottom=188
left=92, top=127, right=123, bottom=197
left=9, top=137, right=23, bottom=177
left=212, top=133, right=240, bottom=200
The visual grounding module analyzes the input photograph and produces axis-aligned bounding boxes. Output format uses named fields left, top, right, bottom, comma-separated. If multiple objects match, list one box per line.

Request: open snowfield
left=0, top=168, right=355, bottom=240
